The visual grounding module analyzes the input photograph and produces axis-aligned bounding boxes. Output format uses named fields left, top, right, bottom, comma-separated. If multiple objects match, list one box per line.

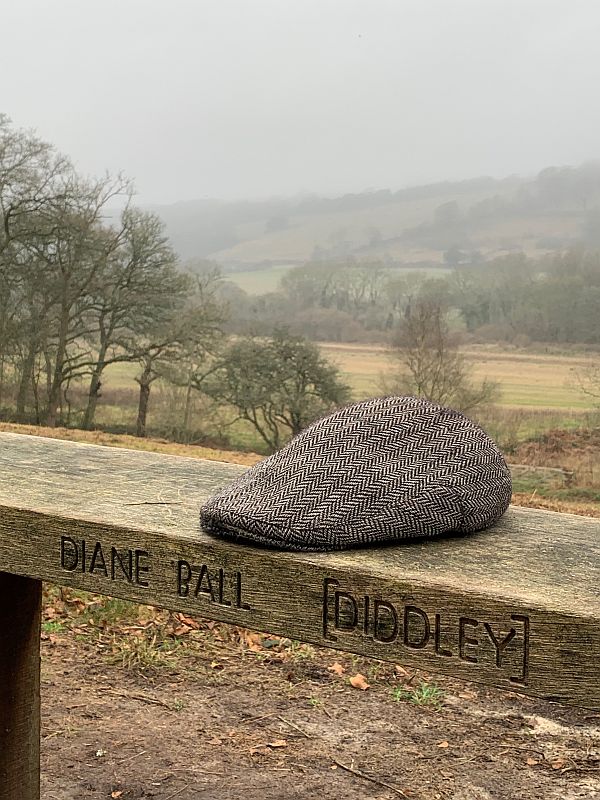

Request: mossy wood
left=0, top=432, right=599, bottom=712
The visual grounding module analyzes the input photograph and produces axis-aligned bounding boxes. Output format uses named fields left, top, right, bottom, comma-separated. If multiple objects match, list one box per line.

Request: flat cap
left=200, top=396, right=512, bottom=551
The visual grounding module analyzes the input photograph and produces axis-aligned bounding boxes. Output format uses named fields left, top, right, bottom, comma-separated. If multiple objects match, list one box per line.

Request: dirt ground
left=41, top=627, right=600, bottom=800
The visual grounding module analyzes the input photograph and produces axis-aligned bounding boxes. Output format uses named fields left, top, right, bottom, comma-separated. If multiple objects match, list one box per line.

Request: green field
left=224, top=264, right=454, bottom=296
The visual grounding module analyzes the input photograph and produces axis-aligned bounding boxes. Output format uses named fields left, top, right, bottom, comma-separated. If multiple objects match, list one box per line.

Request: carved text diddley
left=322, top=578, right=530, bottom=684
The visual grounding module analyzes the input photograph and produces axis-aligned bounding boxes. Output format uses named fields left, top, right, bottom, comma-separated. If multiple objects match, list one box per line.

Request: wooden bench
left=0, top=431, right=598, bottom=799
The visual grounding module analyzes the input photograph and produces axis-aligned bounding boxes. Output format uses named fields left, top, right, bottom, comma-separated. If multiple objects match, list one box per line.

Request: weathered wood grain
left=0, top=572, right=41, bottom=800
left=0, top=431, right=598, bottom=709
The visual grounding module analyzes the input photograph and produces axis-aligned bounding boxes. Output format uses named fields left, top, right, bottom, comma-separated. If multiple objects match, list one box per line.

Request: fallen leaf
left=526, top=757, right=539, bottom=766
left=243, top=631, right=263, bottom=652
left=328, top=662, right=345, bottom=676
left=111, top=792, right=124, bottom=799
left=178, top=614, right=199, bottom=628
left=552, top=759, right=566, bottom=770
left=268, top=739, right=288, bottom=748
left=437, top=740, right=449, bottom=749
left=395, top=665, right=409, bottom=676
left=349, top=673, right=370, bottom=690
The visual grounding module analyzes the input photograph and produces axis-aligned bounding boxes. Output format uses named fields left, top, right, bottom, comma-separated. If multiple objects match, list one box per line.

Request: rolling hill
left=150, top=162, right=600, bottom=274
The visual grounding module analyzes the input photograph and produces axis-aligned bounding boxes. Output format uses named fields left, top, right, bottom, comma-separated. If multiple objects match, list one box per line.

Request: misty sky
left=3, top=1, right=600, bottom=204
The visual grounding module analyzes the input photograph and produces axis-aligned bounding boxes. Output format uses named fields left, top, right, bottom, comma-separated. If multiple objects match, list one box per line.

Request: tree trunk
left=136, top=364, right=153, bottom=438
left=183, top=376, right=193, bottom=433
left=82, top=352, right=107, bottom=430
left=46, top=304, right=69, bottom=428
left=46, top=370, right=62, bottom=427
left=16, top=346, right=35, bottom=421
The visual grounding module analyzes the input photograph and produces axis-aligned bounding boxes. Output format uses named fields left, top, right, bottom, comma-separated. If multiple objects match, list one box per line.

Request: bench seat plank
left=0, top=432, right=598, bottom=709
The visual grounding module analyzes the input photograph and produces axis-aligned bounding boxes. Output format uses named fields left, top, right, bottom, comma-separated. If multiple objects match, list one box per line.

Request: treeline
left=0, top=116, right=225, bottom=434
left=0, top=117, right=353, bottom=445
left=156, top=161, right=600, bottom=262
left=2, top=115, right=598, bottom=451
left=221, top=249, right=600, bottom=346
left=404, top=163, right=600, bottom=254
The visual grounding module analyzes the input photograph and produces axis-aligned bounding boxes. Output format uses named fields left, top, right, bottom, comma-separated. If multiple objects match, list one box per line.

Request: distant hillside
left=150, top=163, right=600, bottom=270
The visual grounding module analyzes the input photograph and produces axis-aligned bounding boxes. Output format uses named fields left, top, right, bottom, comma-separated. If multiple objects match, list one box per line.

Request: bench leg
left=0, top=572, right=41, bottom=800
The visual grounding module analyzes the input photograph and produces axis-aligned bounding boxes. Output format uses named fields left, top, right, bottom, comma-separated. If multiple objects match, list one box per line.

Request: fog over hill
left=150, top=163, right=600, bottom=270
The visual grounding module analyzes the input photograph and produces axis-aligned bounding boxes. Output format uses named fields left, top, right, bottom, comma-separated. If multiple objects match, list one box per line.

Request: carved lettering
left=134, top=550, right=149, bottom=587
left=403, top=605, right=430, bottom=649
left=509, top=614, right=530, bottom=684
left=434, top=613, right=453, bottom=657
left=322, top=577, right=339, bottom=640
left=176, top=560, right=250, bottom=611
left=484, top=623, right=516, bottom=667
left=111, top=547, right=133, bottom=582
left=59, top=537, right=149, bottom=588
left=60, top=536, right=78, bottom=571
left=90, top=541, right=108, bottom=578
left=321, top=578, right=531, bottom=684
left=177, top=559, right=192, bottom=596
left=218, top=568, right=231, bottom=606
left=235, top=571, right=251, bottom=610
left=459, top=617, right=479, bottom=663
left=334, top=591, right=358, bottom=631
left=195, top=564, right=215, bottom=601
left=373, top=600, right=398, bottom=643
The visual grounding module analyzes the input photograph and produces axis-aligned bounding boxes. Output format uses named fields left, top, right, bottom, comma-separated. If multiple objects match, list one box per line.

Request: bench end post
left=0, top=572, right=41, bottom=800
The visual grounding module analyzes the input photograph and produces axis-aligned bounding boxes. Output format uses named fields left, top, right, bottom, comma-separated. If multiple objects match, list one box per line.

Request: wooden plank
left=0, top=571, right=41, bottom=800
left=0, top=431, right=598, bottom=709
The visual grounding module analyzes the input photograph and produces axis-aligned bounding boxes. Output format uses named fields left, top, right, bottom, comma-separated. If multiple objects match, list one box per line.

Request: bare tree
left=385, top=298, right=498, bottom=412
left=126, top=268, right=225, bottom=438
left=0, top=115, right=71, bottom=411
left=80, top=208, right=183, bottom=429
left=160, top=269, right=228, bottom=434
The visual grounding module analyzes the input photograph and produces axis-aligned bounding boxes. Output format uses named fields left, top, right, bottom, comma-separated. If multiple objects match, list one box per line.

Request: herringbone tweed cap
left=200, top=396, right=512, bottom=551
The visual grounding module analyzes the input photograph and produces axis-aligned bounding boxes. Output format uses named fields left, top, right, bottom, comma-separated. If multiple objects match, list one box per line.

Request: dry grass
left=321, top=342, right=597, bottom=410
left=0, top=422, right=263, bottom=466
left=511, top=492, right=600, bottom=518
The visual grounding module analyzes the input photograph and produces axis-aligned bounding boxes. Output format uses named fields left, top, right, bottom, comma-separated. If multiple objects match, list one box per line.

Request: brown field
left=320, top=342, right=596, bottom=410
